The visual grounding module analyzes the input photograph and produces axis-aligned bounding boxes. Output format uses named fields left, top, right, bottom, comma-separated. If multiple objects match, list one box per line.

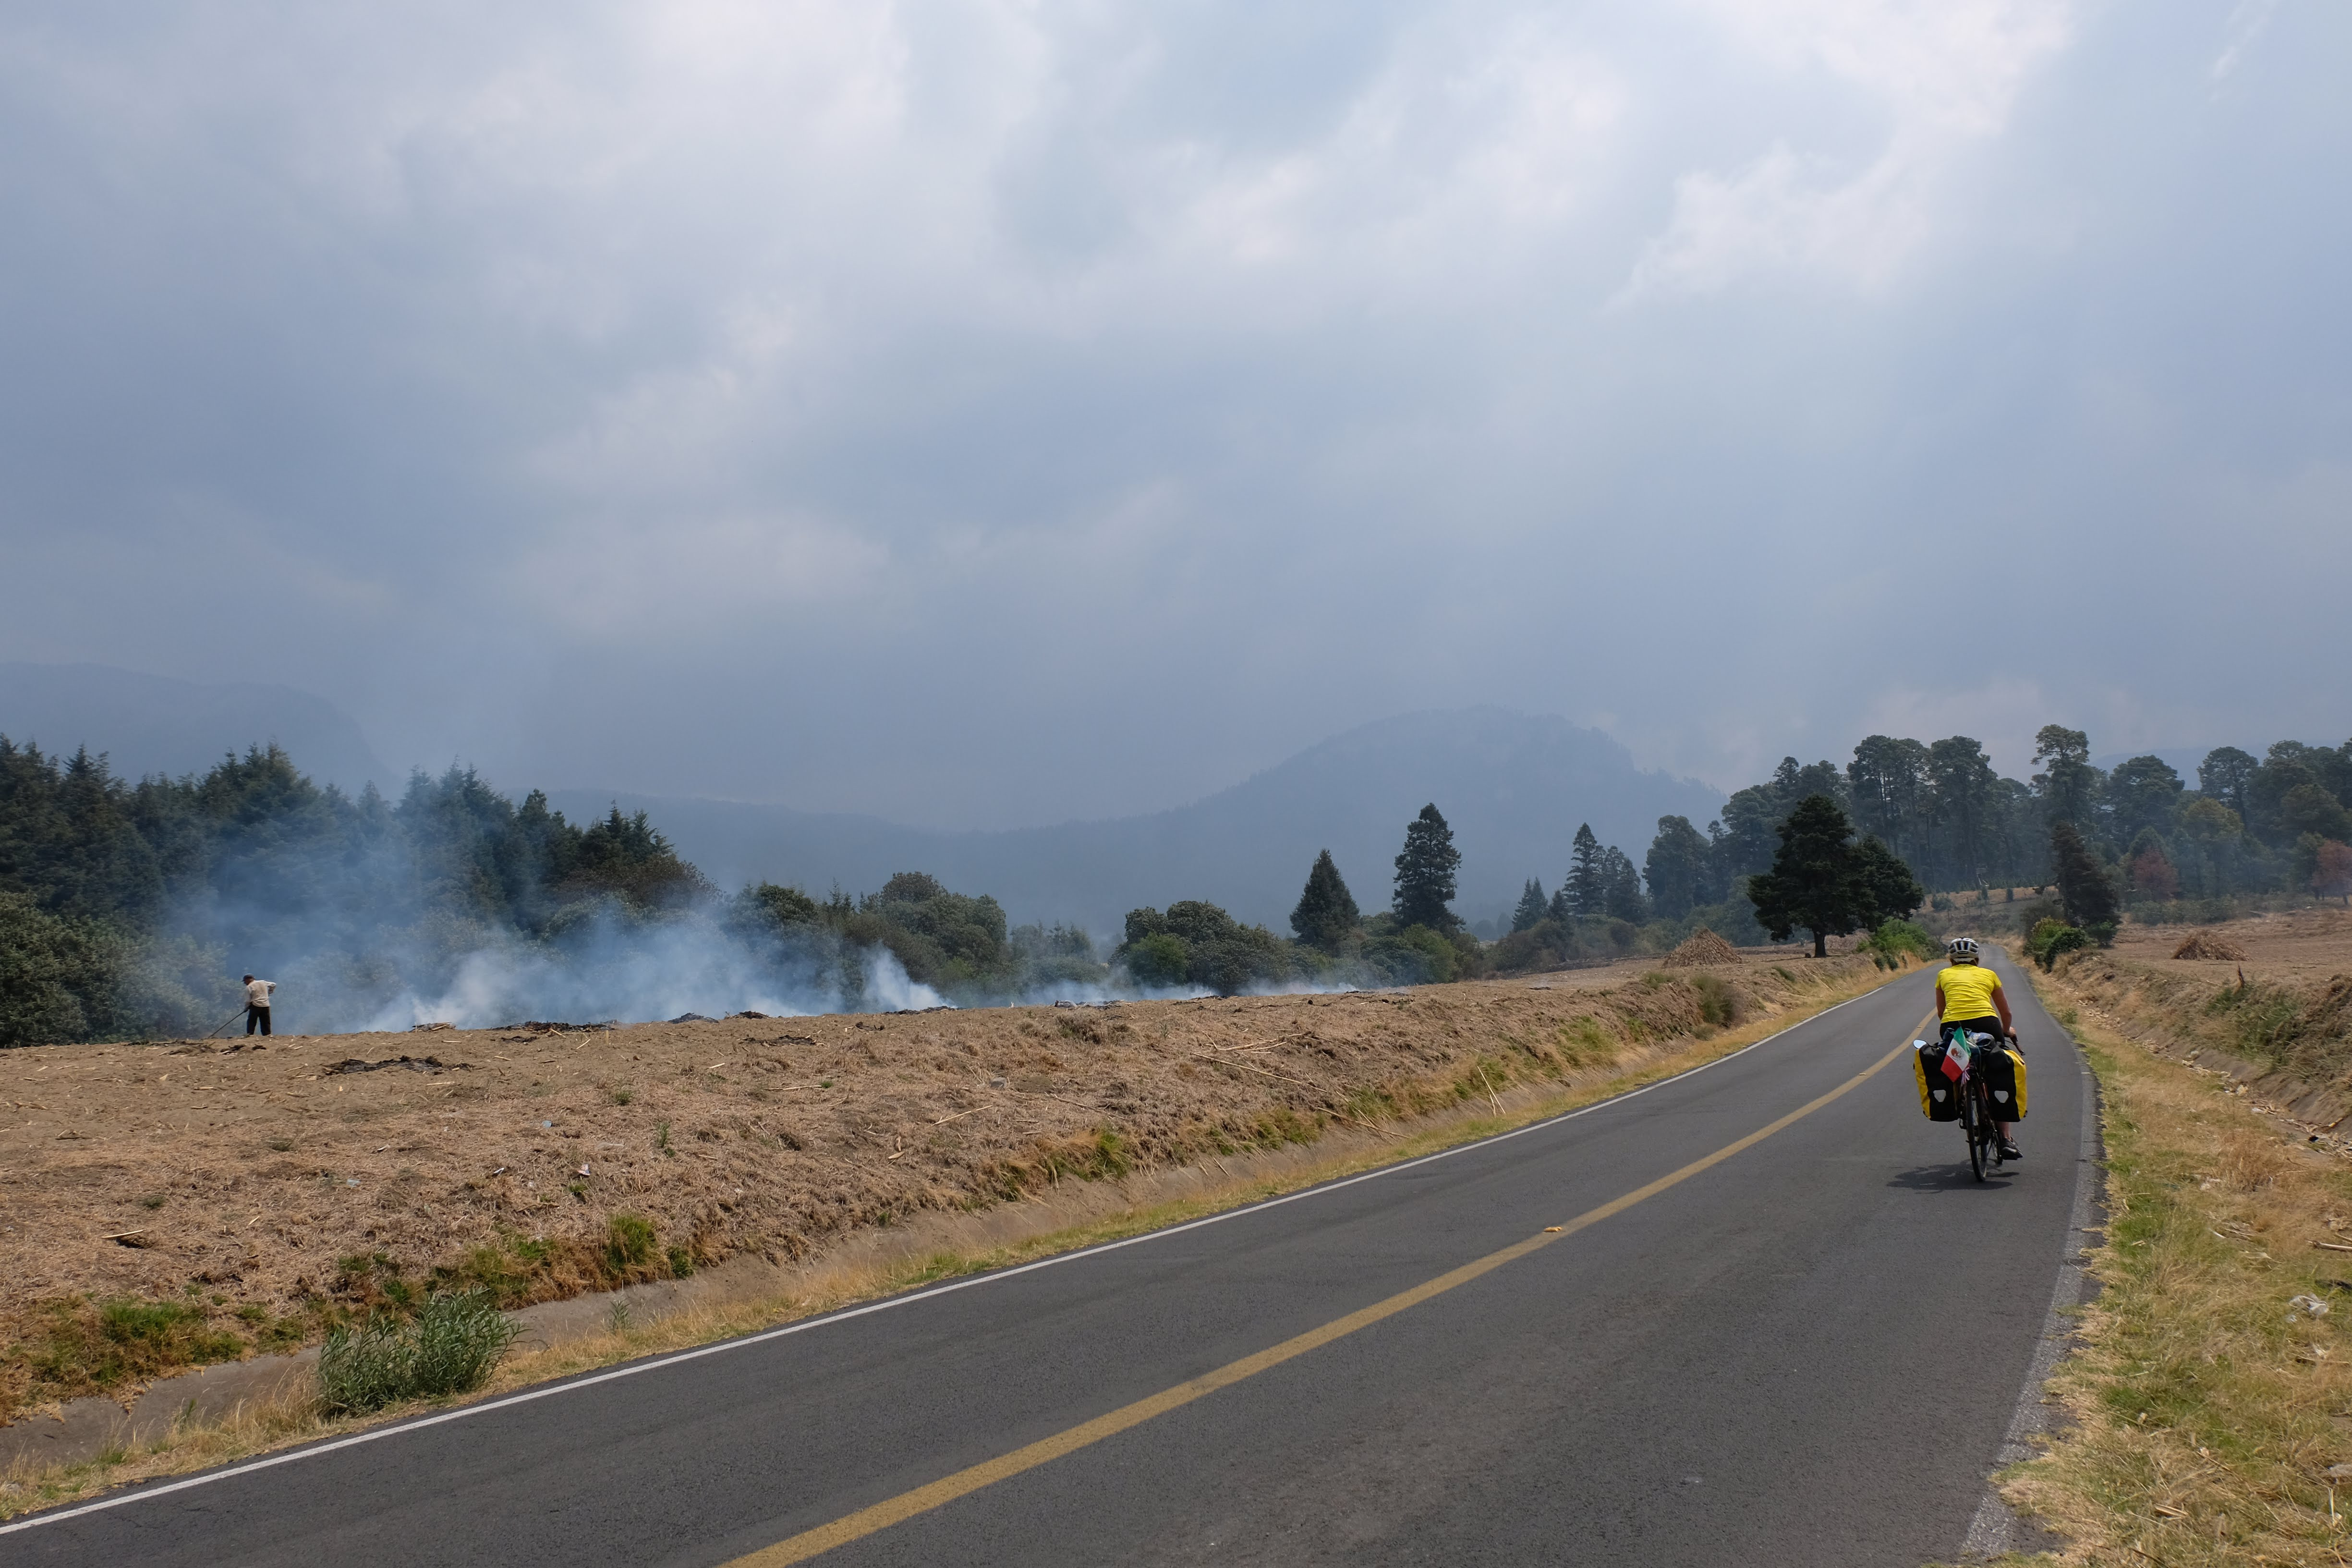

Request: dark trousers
left=247, top=1005, right=271, bottom=1036
left=1941, top=1016, right=2011, bottom=1051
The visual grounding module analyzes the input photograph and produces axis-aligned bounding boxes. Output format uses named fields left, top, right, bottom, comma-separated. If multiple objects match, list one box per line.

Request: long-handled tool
left=203, top=1004, right=249, bottom=1040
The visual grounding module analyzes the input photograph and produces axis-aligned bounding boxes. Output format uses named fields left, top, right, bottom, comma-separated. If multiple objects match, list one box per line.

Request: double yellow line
left=727, top=1025, right=1925, bottom=1565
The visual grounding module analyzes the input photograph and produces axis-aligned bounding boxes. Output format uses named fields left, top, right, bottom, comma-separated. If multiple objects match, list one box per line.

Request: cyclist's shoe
left=1999, top=1139, right=2024, bottom=1160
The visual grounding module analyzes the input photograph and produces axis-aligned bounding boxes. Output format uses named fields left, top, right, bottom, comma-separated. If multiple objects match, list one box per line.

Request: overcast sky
left=2, top=0, right=2344, bottom=829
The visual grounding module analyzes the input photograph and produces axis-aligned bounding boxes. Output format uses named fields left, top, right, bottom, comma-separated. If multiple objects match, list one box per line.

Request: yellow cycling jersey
left=1939, top=960, right=2004, bottom=1022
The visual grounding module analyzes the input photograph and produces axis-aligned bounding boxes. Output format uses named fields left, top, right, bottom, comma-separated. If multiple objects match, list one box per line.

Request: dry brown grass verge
left=1986, top=966, right=2352, bottom=1567
left=0, top=956, right=1914, bottom=1522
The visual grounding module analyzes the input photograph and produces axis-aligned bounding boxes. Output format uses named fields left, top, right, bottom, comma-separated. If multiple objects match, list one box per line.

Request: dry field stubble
left=1990, top=914, right=2352, bottom=1567
left=0, top=953, right=1893, bottom=1444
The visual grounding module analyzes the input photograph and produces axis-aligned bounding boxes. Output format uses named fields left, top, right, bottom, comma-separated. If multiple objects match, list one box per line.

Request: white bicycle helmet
left=1947, top=936, right=1980, bottom=961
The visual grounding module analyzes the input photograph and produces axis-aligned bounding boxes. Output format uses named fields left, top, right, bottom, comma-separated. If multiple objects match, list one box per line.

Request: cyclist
left=1936, top=936, right=2020, bottom=1160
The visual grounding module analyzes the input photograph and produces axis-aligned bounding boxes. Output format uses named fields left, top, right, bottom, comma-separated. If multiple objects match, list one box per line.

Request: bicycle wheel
left=1964, top=1082, right=1988, bottom=1182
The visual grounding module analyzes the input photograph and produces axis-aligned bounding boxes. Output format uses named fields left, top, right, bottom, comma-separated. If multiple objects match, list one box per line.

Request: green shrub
left=316, top=1290, right=519, bottom=1415
left=606, top=1212, right=657, bottom=1273
left=2027, top=918, right=2093, bottom=970
left=1123, top=933, right=1190, bottom=988
left=1860, top=918, right=1937, bottom=969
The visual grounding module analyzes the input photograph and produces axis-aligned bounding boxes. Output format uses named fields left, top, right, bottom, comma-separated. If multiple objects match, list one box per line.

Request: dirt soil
left=0, top=952, right=1868, bottom=1420
left=2106, top=905, right=2352, bottom=986
left=2052, top=907, right=2352, bottom=1098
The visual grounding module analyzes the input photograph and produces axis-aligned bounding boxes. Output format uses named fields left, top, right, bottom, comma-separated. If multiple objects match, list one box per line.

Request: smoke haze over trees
left=7, top=710, right=2351, bottom=1044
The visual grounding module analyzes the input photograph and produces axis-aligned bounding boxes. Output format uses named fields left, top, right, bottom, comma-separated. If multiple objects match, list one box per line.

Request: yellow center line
left=727, top=1021, right=1930, bottom=1567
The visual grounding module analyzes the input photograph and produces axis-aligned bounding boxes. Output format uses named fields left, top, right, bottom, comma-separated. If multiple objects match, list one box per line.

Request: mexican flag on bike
left=1939, top=1033, right=1973, bottom=1082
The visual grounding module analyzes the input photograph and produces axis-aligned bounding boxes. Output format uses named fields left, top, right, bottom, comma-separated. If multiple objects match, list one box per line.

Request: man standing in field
left=243, top=973, right=276, bottom=1036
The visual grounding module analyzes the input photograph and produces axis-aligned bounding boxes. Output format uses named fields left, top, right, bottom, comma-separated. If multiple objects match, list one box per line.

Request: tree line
left=7, top=718, right=2347, bottom=1043
left=0, top=740, right=1112, bottom=1044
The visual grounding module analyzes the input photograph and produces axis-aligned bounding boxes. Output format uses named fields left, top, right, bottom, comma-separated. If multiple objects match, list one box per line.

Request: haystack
left=2172, top=931, right=2248, bottom=961
left=1663, top=928, right=1742, bottom=967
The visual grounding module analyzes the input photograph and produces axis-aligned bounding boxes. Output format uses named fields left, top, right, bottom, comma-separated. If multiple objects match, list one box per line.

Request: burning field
left=0, top=954, right=1883, bottom=1422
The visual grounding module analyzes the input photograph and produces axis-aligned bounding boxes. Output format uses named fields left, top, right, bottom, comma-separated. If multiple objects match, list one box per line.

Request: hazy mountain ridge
left=0, top=663, right=392, bottom=796
left=552, top=709, right=1724, bottom=936
left=0, top=665, right=1724, bottom=938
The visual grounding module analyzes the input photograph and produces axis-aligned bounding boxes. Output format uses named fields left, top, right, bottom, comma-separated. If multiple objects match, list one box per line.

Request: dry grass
left=0, top=956, right=1886, bottom=1425
left=1995, top=967, right=2352, bottom=1566
left=0, top=956, right=1912, bottom=1521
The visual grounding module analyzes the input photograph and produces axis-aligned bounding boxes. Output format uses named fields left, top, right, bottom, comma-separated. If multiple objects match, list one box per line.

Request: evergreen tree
left=2033, top=726, right=2104, bottom=839
left=1510, top=878, right=1548, bottom=933
left=1564, top=823, right=1605, bottom=917
left=1290, top=849, right=1361, bottom=952
left=1598, top=846, right=1647, bottom=922
left=1713, top=786, right=1783, bottom=879
left=2105, top=755, right=2185, bottom=848
left=1851, top=836, right=1925, bottom=924
left=2049, top=820, right=2119, bottom=936
left=1848, top=735, right=1932, bottom=868
left=1926, top=736, right=2000, bottom=891
left=1746, top=794, right=1873, bottom=957
left=1643, top=815, right=1714, bottom=920
left=1392, top=803, right=1461, bottom=932
left=2198, top=746, right=2260, bottom=823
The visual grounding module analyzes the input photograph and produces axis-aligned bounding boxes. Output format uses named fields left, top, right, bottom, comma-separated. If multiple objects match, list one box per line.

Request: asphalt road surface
left=5, top=955, right=2093, bottom=1567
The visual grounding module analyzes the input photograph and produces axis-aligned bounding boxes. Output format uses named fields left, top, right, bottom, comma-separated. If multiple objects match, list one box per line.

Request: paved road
left=5, top=956, right=2091, bottom=1567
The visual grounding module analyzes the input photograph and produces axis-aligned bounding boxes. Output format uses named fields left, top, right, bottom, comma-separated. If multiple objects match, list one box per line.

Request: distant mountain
left=551, top=708, right=1725, bottom=938
left=0, top=662, right=393, bottom=795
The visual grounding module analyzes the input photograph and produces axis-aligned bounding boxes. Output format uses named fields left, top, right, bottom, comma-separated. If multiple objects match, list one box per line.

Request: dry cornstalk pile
left=2172, top=931, right=2250, bottom=961
left=1661, top=929, right=1743, bottom=968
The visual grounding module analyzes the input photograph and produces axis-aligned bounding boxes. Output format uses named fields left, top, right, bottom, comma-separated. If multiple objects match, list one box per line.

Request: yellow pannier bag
left=1913, top=1042, right=1961, bottom=1121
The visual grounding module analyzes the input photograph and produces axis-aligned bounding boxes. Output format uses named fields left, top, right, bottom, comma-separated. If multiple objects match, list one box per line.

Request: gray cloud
left=1, top=0, right=2344, bottom=828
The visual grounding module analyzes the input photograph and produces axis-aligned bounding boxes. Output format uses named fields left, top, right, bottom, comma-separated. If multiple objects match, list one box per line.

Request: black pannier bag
left=1913, top=1042, right=1961, bottom=1121
left=1976, top=1044, right=2028, bottom=1119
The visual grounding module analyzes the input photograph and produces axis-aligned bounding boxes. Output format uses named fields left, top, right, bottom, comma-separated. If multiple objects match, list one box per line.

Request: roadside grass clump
left=315, top=1290, right=519, bottom=1415
left=0, top=1296, right=253, bottom=1420
left=1860, top=918, right=1937, bottom=969
left=1997, top=976, right=2352, bottom=1566
left=605, top=1212, right=658, bottom=1275
left=2202, top=973, right=2328, bottom=1064
left=1689, top=972, right=1745, bottom=1031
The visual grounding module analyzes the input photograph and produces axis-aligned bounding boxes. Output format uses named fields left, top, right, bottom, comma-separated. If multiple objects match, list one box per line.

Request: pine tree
left=1643, top=815, right=1714, bottom=922
left=1600, top=846, right=1648, bottom=922
left=1511, top=879, right=1548, bottom=933
left=2049, top=820, right=2119, bottom=935
left=1747, top=794, right=1871, bottom=957
left=2033, top=726, right=2104, bottom=838
left=1393, top=803, right=1461, bottom=932
left=1851, top=835, right=1924, bottom=924
left=1564, top=823, right=1605, bottom=917
left=1290, top=849, right=1361, bottom=952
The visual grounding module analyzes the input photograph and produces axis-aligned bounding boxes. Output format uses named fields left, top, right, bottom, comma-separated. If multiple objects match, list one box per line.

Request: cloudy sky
left=2, top=0, right=2343, bottom=828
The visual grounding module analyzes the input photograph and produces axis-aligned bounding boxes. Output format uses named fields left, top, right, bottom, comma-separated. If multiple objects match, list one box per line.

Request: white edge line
left=1, top=978, right=1903, bottom=1537
left=1962, top=962, right=2106, bottom=1556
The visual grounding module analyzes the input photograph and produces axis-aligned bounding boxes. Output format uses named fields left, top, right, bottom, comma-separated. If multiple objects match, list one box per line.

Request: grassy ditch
left=0, top=957, right=1914, bottom=1520
left=2054, top=948, right=2352, bottom=1089
left=1990, top=972, right=2352, bottom=1566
